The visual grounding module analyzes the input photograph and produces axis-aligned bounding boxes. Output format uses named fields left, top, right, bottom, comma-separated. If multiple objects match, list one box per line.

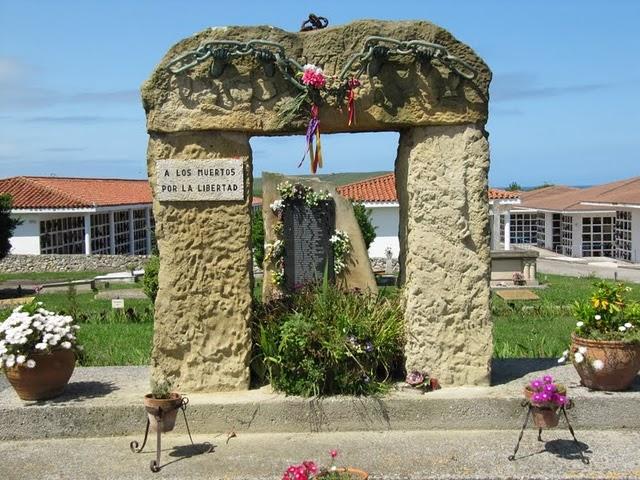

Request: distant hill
left=252, top=171, right=391, bottom=197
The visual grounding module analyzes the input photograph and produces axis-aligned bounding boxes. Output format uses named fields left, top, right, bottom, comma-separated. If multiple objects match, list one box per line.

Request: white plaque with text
left=156, top=159, right=244, bottom=201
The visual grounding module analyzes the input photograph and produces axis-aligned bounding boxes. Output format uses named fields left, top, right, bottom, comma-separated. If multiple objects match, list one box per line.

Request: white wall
left=9, top=213, right=40, bottom=254
left=366, top=205, right=400, bottom=258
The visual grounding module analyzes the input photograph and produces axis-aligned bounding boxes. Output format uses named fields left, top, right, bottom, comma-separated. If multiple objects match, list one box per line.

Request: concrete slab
left=495, top=289, right=540, bottom=301
left=94, top=289, right=147, bottom=300
left=2, top=429, right=639, bottom=479
left=0, top=360, right=638, bottom=440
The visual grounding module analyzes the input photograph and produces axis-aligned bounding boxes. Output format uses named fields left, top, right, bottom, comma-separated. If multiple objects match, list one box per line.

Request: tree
left=251, top=209, right=265, bottom=267
left=352, top=201, right=376, bottom=249
left=142, top=255, right=160, bottom=303
left=0, top=194, right=20, bottom=260
left=505, top=182, right=522, bottom=192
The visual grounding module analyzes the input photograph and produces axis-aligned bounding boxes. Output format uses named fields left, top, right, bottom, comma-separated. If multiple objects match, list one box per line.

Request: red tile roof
left=488, top=188, right=520, bottom=200
left=581, top=177, right=640, bottom=207
left=0, top=176, right=152, bottom=209
left=518, top=181, right=634, bottom=212
left=336, top=173, right=520, bottom=202
left=336, top=173, right=397, bottom=202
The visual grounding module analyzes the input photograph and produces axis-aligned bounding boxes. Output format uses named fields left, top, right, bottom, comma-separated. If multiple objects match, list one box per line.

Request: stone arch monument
left=142, top=20, right=492, bottom=391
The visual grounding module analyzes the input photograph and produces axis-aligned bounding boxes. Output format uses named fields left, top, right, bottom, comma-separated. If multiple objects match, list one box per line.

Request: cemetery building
left=0, top=176, right=154, bottom=255
left=334, top=173, right=521, bottom=257
left=503, top=177, right=640, bottom=262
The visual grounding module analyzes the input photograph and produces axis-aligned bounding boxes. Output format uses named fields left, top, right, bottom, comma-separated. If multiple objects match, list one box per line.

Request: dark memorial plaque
left=283, top=200, right=335, bottom=290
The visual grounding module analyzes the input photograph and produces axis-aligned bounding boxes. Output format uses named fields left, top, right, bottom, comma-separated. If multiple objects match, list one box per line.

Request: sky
left=0, top=1, right=638, bottom=187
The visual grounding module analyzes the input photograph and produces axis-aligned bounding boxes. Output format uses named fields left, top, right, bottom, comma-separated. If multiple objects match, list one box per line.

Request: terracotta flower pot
left=3, top=349, right=76, bottom=401
left=143, top=393, right=183, bottom=432
left=571, top=334, right=640, bottom=391
left=318, top=467, right=369, bottom=479
left=530, top=406, right=560, bottom=428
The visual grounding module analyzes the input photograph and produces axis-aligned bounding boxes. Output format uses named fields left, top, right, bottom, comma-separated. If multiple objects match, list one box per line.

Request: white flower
left=16, top=355, right=26, bottom=364
left=592, top=359, right=604, bottom=371
left=594, top=315, right=601, bottom=320
left=624, top=322, right=633, bottom=329
left=61, top=341, right=71, bottom=349
left=576, top=321, right=584, bottom=328
left=578, top=346, right=587, bottom=355
left=619, top=326, right=627, bottom=332
left=558, top=356, right=566, bottom=364
left=562, top=350, right=569, bottom=357
left=35, top=342, right=47, bottom=350
left=270, top=199, right=284, bottom=213
left=26, top=359, right=36, bottom=368
left=574, top=352, right=584, bottom=364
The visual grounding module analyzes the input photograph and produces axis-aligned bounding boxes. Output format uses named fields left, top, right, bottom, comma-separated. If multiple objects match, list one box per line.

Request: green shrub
left=252, top=209, right=265, bottom=268
left=0, top=194, right=20, bottom=260
left=572, top=281, right=640, bottom=342
left=143, top=256, right=160, bottom=303
left=252, top=279, right=404, bottom=396
left=352, top=201, right=376, bottom=249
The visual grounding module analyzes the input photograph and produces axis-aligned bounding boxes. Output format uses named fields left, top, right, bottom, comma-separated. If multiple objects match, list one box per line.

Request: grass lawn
left=77, top=323, right=153, bottom=366
left=492, top=273, right=640, bottom=358
left=0, top=271, right=102, bottom=283
left=2, top=272, right=638, bottom=367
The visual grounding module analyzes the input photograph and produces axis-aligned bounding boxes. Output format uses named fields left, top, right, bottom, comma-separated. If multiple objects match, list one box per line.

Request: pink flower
left=301, top=64, right=326, bottom=88
left=543, top=383, right=556, bottom=394
left=555, top=395, right=567, bottom=406
left=330, top=449, right=338, bottom=459
left=543, top=375, right=553, bottom=384
left=303, top=461, right=317, bottom=474
left=530, top=379, right=543, bottom=391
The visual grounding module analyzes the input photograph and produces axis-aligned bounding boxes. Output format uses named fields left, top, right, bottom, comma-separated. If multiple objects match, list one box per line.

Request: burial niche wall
left=143, top=19, right=492, bottom=391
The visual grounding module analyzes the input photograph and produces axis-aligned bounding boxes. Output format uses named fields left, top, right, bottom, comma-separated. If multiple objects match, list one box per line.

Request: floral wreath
left=265, top=181, right=352, bottom=287
left=279, top=64, right=361, bottom=174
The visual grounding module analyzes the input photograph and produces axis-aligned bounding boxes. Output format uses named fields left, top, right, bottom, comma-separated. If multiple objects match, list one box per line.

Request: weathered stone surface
left=261, top=172, right=377, bottom=300
left=142, top=20, right=490, bottom=135
left=0, top=254, right=149, bottom=273
left=148, top=131, right=253, bottom=391
left=397, top=125, right=492, bottom=386
left=144, top=19, right=493, bottom=392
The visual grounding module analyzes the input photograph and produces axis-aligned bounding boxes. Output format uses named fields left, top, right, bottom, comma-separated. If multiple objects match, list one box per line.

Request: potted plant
left=512, top=272, right=526, bottom=286
left=559, top=281, right=640, bottom=391
left=0, top=300, right=81, bottom=401
left=143, top=378, right=183, bottom=432
left=282, top=450, right=368, bottom=480
left=523, top=375, right=568, bottom=428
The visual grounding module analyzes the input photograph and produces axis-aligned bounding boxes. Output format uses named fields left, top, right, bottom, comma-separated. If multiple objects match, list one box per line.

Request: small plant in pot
left=560, top=281, right=640, bottom=391
left=523, top=375, right=568, bottom=428
left=144, top=378, right=183, bottom=433
left=282, top=450, right=368, bottom=480
left=512, top=271, right=526, bottom=286
left=0, top=300, right=81, bottom=401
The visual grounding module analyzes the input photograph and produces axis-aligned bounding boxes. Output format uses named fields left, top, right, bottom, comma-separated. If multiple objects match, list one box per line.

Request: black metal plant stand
left=508, top=400, right=589, bottom=464
left=130, top=396, right=213, bottom=473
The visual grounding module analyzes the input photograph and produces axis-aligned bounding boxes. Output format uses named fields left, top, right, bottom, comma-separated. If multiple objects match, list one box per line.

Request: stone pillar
left=109, top=211, right=115, bottom=255
left=490, top=207, right=502, bottom=250
left=396, top=125, right=492, bottom=386
left=148, top=131, right=253, bottom=391
left=503, top=212, right=511, bottom=251
left=83, top=214, right=91, bottom=255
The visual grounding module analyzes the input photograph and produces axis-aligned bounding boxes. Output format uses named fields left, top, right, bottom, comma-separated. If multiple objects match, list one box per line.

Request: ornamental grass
left=251, top=278, right=404, bottom=397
